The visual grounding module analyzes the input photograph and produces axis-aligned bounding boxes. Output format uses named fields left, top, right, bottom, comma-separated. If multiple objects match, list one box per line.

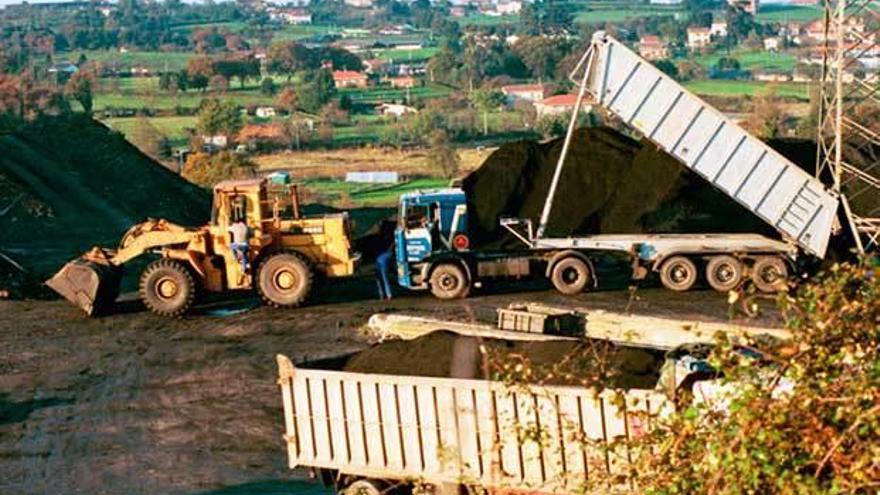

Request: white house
left=377, top=103, right=418, bottom=117
left=687, top=27, right=712, bottom=50
left=256, top=107, right=277, bottom=118
left=764, top=37, right=781, bottom=51
left=534, top=94, right=590, bottom=117
left=501, top=83, right=548, bottom=104
left=710, top=21, right=728, bottom=37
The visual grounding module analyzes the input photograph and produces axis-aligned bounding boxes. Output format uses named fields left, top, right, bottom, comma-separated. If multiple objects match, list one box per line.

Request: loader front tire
left=140, top=259, right=196, bottom=317
left=257, top=252, right=313, bottom=307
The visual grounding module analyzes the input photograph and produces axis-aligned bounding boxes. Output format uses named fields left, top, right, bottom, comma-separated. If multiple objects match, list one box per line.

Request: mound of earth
left=344, top=330, right=665, bottom=390
left=461, top=127, right=836, bottom=248
left=0, top=115, right=211, bottom=297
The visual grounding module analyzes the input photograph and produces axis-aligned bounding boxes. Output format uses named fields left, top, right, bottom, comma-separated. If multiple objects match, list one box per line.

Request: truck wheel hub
left=716, top=265, right=734, bottom=282
left=157, top=277, right=178, bottom=299
left=275, top=270, right=296, bottom=290
left=671, top=266, right=689, bottom=282
left=439, top=274, right=457, bottom=289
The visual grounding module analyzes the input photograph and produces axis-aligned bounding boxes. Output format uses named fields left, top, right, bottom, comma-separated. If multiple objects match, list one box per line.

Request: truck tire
left=257, top=252, right=313, bottom=307
left=429, top=263, right=470, bottom=299
left=341, top=479, right=383, bottom=495
left=550, top=257, right=591, bottom=295
left=705, top=255, right=743, bottom=292
left=751, top=256, right=788, bottom=293
left=659, top=256, right=698, bottom=292
left=140, top=259, right=196, bottom=317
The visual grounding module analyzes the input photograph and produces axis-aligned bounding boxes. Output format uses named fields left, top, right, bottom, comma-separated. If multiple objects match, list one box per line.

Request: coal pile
left=461, top=127, right=817, bottom=248
left=344, top=330, right=665, bottom=390
left=0, top=115, right=211, bottom=297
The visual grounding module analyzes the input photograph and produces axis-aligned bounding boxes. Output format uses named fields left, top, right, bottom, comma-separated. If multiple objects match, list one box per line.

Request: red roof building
left=332, top=70, right=369, bottom=88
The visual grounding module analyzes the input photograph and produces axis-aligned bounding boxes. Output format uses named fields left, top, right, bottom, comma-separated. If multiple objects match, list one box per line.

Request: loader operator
left=229, top=217, right=250, bottom=273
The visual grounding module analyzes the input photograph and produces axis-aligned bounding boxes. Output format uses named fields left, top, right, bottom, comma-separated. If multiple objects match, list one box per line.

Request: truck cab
left=395, top=188, right=469, bottom=291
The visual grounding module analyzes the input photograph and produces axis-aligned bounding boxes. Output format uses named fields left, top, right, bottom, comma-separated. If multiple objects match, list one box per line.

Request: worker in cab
left=229, top=216, right=250, bottom=274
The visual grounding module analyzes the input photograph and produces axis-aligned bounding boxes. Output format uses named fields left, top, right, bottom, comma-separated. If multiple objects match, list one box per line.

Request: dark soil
left=344, top=329, right=665, bottom=390
left=0, top=115, right=211, bottom=296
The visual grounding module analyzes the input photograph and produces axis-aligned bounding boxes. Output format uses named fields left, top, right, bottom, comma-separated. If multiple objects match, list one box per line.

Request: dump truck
left=394, top=31, right=850, bottom=299
left=275, top=308, right=785, bottom=495
left=48, top=175, right=358, bottom=316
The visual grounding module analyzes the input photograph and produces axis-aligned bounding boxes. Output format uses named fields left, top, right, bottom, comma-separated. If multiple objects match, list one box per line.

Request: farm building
left=501, top=83, right=548, bottom=104
left=533, top=94, right=590, bottom=117
left=638, top=36, right=670, bottom=61
left=333, top=70, right=369, bottom=88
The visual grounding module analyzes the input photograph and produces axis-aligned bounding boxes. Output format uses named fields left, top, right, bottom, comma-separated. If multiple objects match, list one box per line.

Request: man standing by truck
left=375, top=246, right=394, bottom=300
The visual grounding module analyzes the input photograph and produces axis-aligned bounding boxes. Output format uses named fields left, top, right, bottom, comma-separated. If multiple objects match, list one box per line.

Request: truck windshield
left=405, top=204, right=430, bottom=230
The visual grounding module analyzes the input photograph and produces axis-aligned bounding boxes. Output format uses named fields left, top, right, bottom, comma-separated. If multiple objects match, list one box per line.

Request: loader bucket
left=46, top=258, right=122, bottom=316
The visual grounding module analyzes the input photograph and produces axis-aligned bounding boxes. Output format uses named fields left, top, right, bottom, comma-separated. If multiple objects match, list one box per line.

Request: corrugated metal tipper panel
left=585, top=32, right=838, bottom=258
left=277, top=355, right=671, bottom=494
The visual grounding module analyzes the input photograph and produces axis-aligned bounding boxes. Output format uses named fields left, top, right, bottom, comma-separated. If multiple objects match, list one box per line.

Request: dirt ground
left=0, top=276, right=782, bottom=495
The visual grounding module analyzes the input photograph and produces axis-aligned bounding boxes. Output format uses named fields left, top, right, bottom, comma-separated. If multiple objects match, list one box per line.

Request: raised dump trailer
left=394, top=33, right=844, bottom=299
left=276, top=354, right=670, bottom=495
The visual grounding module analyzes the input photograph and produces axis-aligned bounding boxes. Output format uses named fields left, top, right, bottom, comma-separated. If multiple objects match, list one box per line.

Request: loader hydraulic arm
left=109, top=219, right=199, bottom=265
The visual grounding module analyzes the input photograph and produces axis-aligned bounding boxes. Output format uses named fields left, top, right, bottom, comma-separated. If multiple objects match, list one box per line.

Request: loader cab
left=212, top=179, right=268, bottom=232
left=395, top=188, right=469, bottom=287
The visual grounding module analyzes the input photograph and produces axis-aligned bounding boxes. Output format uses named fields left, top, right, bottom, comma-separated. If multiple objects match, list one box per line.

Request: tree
left=64, top=71, right=94, bottom=114
left=276, top=86, right=298, bottom=114
left=426, top=129, right=459, bottom=179
left=266, top=41, right=314, bottom=80
left=469, top=88, right=506, bottom=135
left=654, top=59, right=679, bottom=79
left=519, top=1, right=541, bottom=35
left=209, top=74, right=228, bottom=93
left=187, top=57, right=213, bottom=92
left=195, top=98, right=243, bottom=140
left=182, top=150, right=256, bottom=187
left=260, top=77, right=276, bottom=96
left=743, top=93, right=788, bottom=139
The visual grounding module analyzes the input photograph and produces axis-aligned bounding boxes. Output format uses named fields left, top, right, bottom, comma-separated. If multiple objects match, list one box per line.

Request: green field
left=94, top=90, right=276, bottom=111
left=169, top=21, right=247, bottom=32
left=684, top=80, right=810, bottom=99
left=575, top=4, right=683, bottom=24
left=371, top=47, right=439, bottom=62
left=756, top=4, right=824, bottom=23
left=692, top=50, right=799, bottom=72
left=458, top=14, right=519, bottom=26
left=78, top=50, right=194, bottom=72
left=301, top=177, right=448, bottom=206
left=104, top=115, right=197, bottom=139
left=339, top=84, right=455, bottom=104
left=270, top=24, right=343, bottom=41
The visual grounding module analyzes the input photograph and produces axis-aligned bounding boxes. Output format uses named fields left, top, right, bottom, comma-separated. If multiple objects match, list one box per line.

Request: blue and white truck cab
left=395, top=188, right=473, bottom=298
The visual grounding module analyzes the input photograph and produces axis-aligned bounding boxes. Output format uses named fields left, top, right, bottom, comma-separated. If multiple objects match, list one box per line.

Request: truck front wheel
left=550, top=257, right=591, bottom=295
left=429, top=263, right=470, bottom=299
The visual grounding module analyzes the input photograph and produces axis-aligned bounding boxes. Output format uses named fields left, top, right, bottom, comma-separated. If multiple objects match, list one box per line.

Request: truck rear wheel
left=140, top=259, right=196, bottom=317
left=659, top=256, right=698, bottom=292
left=751, top=256, right=788, bottom=293
left=550, top=257, right=591, bottom=295
left=257, top=252, right=313, bottom=307
left=705, top=255, right=743, bottom=292
left=429, top=263, right=470, bottom=299
left=341, top=479, right=383, bottom=495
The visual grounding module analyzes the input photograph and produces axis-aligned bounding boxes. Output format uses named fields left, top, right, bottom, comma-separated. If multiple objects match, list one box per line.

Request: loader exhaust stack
left=46, top=249, right=122, bottom=316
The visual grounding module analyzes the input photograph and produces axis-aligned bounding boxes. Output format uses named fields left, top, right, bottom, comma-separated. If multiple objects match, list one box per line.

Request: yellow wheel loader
left=47, top=176, right=359, bottom=317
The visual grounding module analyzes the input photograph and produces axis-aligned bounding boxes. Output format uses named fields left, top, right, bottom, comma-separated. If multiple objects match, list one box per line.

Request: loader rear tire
left=257, top=252, right=313, bottom=307
left=140, top=259, right=196, bottom=317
